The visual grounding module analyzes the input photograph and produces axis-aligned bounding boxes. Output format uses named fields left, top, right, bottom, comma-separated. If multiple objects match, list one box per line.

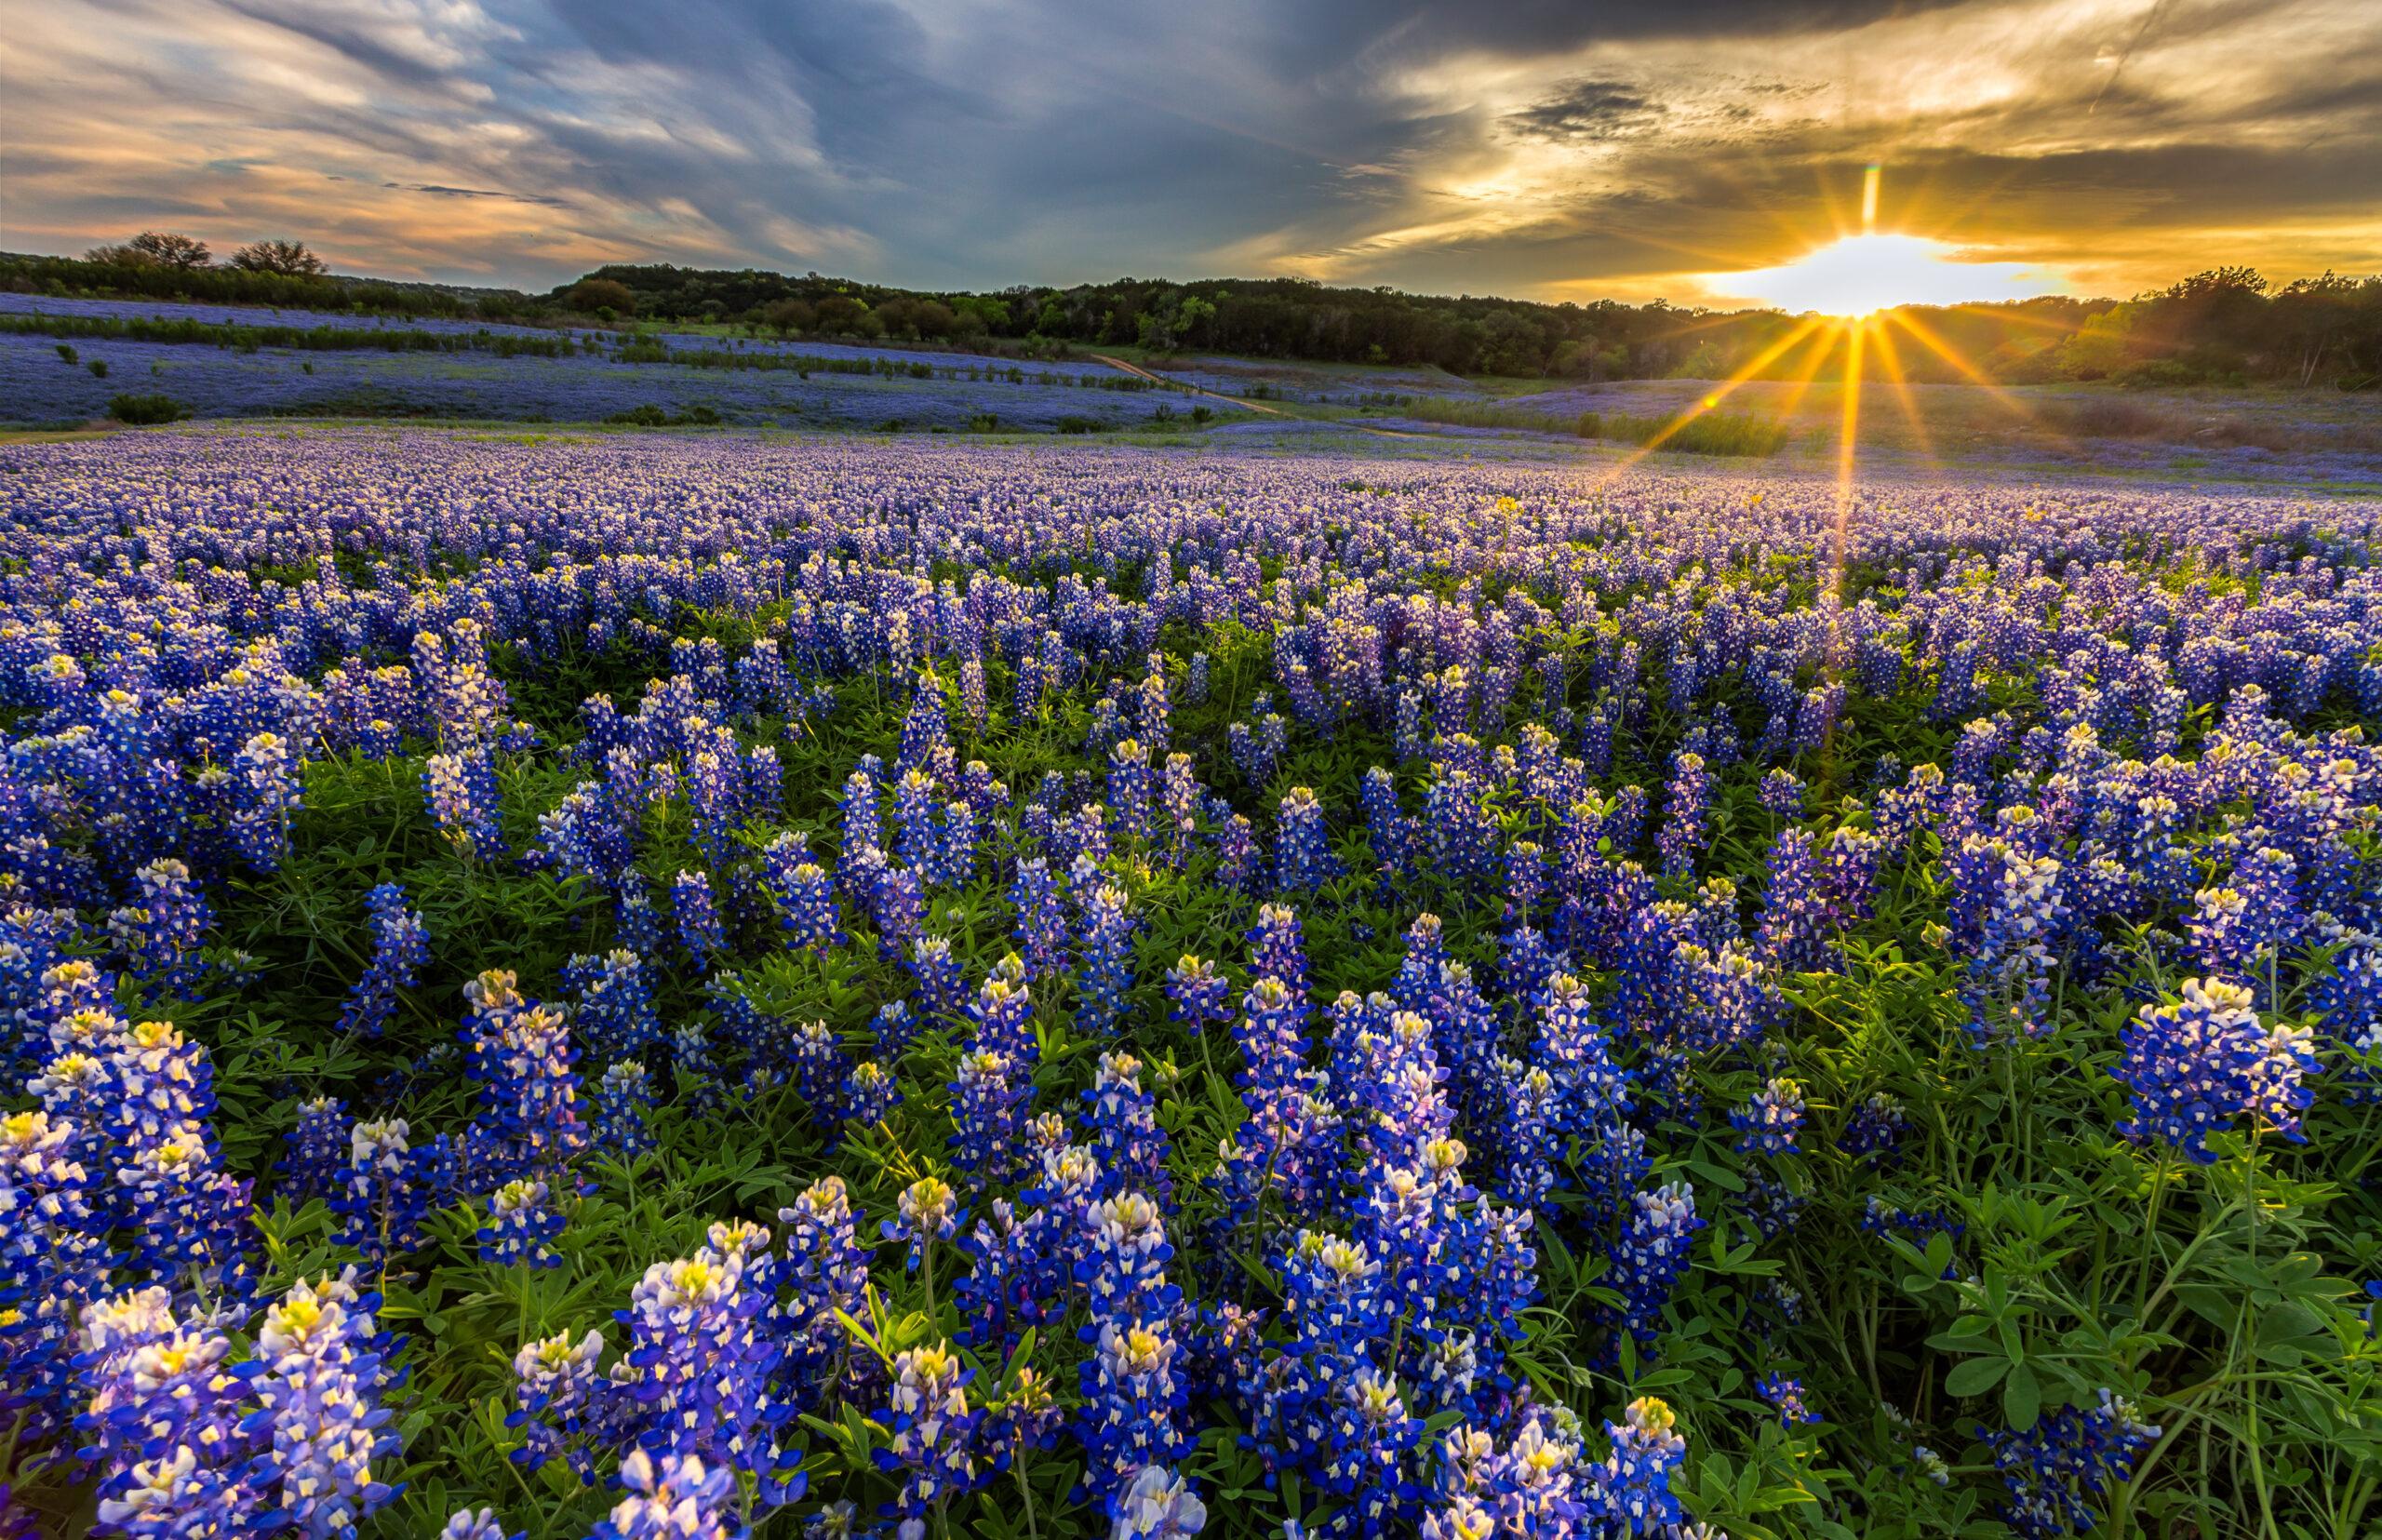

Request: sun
left=1719, top=233, right=2056, bottom=318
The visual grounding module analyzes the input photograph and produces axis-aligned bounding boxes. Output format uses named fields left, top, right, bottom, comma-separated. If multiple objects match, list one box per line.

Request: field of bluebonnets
left=0, top=295, right=1179, bottom=433
left=4, top=421, right=2382, bottom=1540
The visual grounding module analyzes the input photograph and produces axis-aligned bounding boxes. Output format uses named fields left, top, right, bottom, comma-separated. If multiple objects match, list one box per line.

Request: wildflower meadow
left=2, top=424, right=2379, bottom=1540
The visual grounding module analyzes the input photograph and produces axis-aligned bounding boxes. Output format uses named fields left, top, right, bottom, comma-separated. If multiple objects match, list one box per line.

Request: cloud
left=382, top=181, right=568, bottom=206
left=0, top=0, right=2374, bottom=299
left=1503, top=79, right=1665, bottom=142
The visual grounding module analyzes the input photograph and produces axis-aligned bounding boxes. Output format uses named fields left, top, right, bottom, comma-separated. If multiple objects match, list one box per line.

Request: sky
left=3, top=0, right=2377, bottom=306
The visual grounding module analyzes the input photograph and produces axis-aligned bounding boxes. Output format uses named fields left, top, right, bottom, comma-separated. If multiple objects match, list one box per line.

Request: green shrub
left=107, top=393, right=185, bottom=424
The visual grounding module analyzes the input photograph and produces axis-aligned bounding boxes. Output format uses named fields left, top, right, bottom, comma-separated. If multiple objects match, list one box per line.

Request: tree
left=230, top=238, right=326, bottom=276
left=759, top=298, right=814, bottom=336
left=813, top=295, right=874, bottom=335
left=2055, top=303, right=2141, bottom=380
left=87, top=231, right=213, bottom=269
left=565, top=278, right=637, bottom=316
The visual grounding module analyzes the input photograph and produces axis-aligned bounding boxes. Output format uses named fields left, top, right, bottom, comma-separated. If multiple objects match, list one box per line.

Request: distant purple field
left=0, top=292, right=1131, bottom=377
left=0, top=320, right=1174, bottom=429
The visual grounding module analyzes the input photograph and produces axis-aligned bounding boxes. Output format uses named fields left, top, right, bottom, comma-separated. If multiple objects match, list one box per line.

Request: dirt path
left=1091, top=353, right=1439, bottom=438
left=1089, top=354, right=1290, bottom=415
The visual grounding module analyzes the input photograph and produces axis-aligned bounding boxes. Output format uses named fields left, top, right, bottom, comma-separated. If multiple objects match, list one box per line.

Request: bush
left=603, top=404, right=723, bottom=428
left=107, top=393, right=186, bottom=424
left=1054, top=415, right=1106, bottom=434
left=54, top=343, right=76, bottom=365
left=87, top=359, right=108, bottom=379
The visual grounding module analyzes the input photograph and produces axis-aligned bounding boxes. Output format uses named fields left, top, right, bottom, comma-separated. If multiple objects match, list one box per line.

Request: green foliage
left=106, top=391, right=185, bottom=423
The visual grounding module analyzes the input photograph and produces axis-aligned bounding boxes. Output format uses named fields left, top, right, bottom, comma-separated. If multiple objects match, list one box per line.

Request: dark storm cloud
left=7, top=0, right=2377, bottom=297
left=1503, top=80, right=1664, bottom=141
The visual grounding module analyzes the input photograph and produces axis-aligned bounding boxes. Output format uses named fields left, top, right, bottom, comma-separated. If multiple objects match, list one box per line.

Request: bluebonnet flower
left=230, top=730, right=303, bottom=870
left=1656, top=752, right=1709, bottom=881
left=1085, top=1051, right=1172, bottom=1208
left=442, top=1507, right=521, bottom=1540
left=1215, top=814, right=1263, bottom=893
left=568, top=949, right=662, bottom=1064
left=906, top=935, right=967, bottom=1024
left=1250, top=903, right=1308, bottom=1002
left=1276, top=786, right=1340, bottom=892
left=1840, top=1091, right=1908, bottom=1163
left=894, top=767, right=941, bottom=874
left=2189, top=845, right=2304, bottom=985
left=1593, top=1397, right=1688, bottom=1533
left=480, top=1178, right=565, bottom=1267
left=869, top=998, right=921, bottom=1062
left=1947, top=826, right=2068, bottom=1044
left=840, top=767, right=883, bottom=858
left=590, top=1450, right=749, bottom=1540
left=1077, top=883, right=1134, bottom=1036
left=1010, top=859, right=1067, bottom=981
left=900, top=666, right=951, bottom=770
left=461, top=971, right=585, bottom=1187
left=778, top=1175, right=869, bottom=1396
left=886, top=1176, right=961, bottom=1279
left=776, top=860, right=845, bottom=952
left=616, top=874, right=665, bottom=957
left=1243, top=1230, right=1421, bottom=1528
left=615, top=1238, right=805, bottom=1502
left=1732, top=1078, right=1808, bottom=1157
left=508, top=1327, right=606, bottom=1478
left=1166, top=954, right=1232, bottom=1038
left=2114, top=977, right=2307, bottom=1162
left=672, top=1023, right=723, bottom=1118
left=1109, top=738, right=1152, bottom=841
left=1534, top=971, right=1629, bottom=1136
left=1757, top=1373, right=1820, bottom=1426
left=1489, top=1057, right=1559, bottom=1211
left=77, top=1292, right=259, bottom=1538
left=1079, top=1317, right=1193, bottom=1515
left=1361, top=766, right=1411, bottom=882
left=337, top=882, right=428, bottom=1037
left=108, top=858, right=211, bottom=998
left=951, top=1049, right=1031, bottom=1189
left=1985, top=1391, right=2158, bottom=1539
left=967, top=954, right=1037, bottom=1065
left=423, top=744, right=505, bottom=860
left=280, top=1095, right=347, bottom=1202
left=875, top=1342, right=997, bottom=1524
left=1110, top=1463, right=1208, bottom=1539
left=332, top=1117, right=441, bottom=1264
left=842, top=1060, right=899, bottom=1139
left=249, top=1269, right=401, bottom=1537
left=671, top=869, right=727, bottom=967
left=930, top=798, right=979, bottom=889
left=1601, top=1184, right=1704, bottom=1364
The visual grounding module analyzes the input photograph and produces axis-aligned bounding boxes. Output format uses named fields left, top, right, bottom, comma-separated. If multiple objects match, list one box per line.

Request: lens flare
left=1717, top=234, right=2055, bottom=318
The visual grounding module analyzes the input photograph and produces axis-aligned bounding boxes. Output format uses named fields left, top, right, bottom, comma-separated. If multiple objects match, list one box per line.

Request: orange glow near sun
left=1709, top=166, right=2062, bottom=318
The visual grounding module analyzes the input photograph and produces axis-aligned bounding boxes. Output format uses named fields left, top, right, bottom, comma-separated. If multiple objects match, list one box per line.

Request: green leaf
left=1946, top=1357, right=2010, bottom=1397
left=2002, top=1362, right=2041, bottom=1429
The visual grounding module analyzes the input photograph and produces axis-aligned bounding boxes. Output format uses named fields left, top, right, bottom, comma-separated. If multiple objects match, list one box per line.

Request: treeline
left=555, top=264, right=2382, bottom=388
left=0, top=250, right=529, bottom=321
left=12, top=240, right=2381, bottom=387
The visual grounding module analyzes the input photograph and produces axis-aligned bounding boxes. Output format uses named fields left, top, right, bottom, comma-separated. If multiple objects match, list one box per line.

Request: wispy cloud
left=1, top=0, right=2374, bottom=298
